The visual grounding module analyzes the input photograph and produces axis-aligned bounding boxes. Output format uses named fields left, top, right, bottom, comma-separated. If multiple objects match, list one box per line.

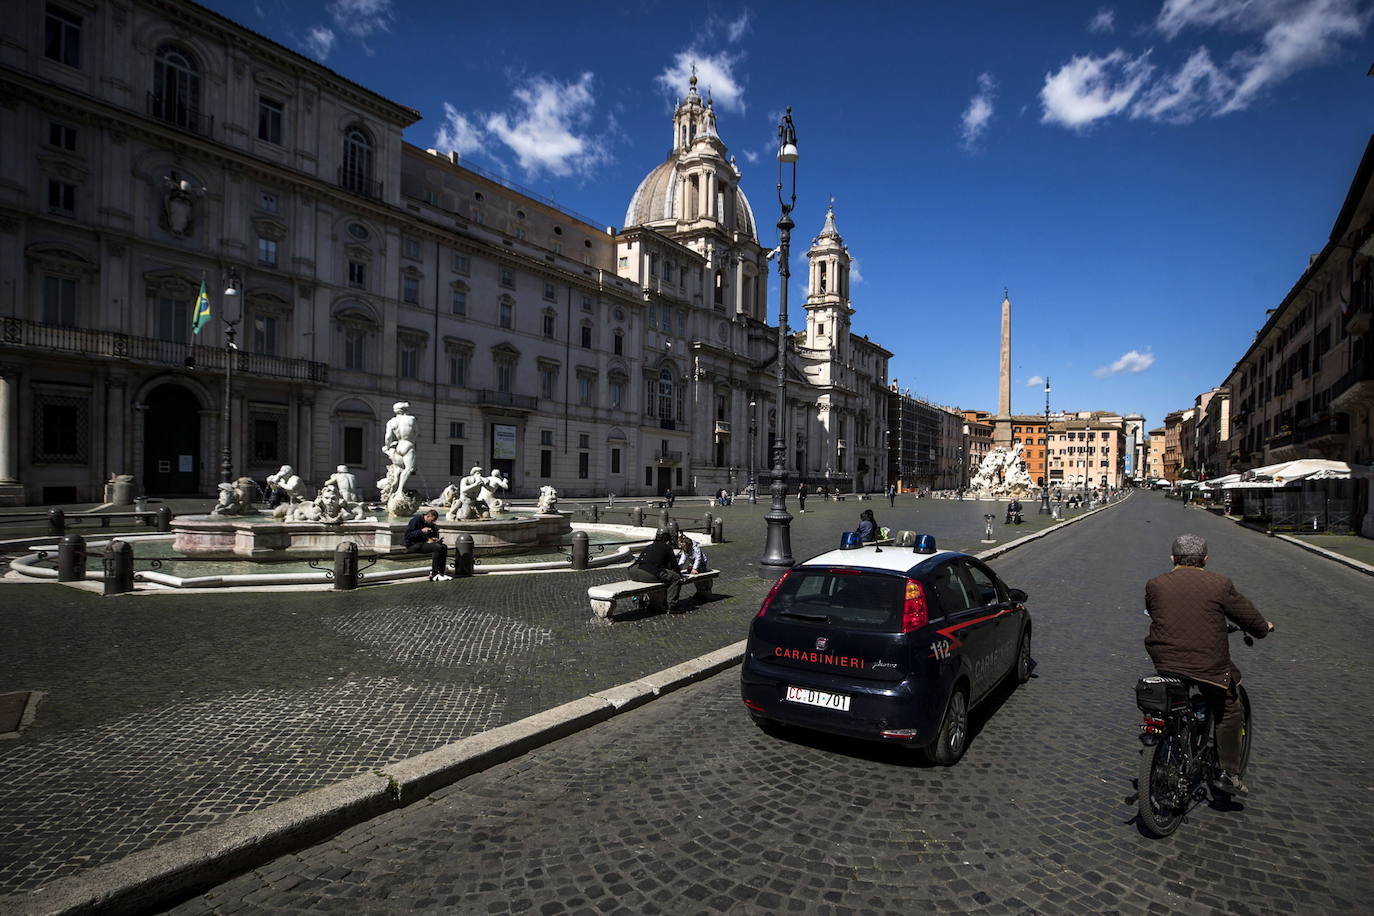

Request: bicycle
left=1133, top=624, right=1254, bottom=838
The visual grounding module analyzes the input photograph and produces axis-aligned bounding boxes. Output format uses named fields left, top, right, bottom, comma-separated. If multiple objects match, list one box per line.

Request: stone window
left=403, top=237, right=421, bottom=259
left=348, top=261, right=367, bottom=290
left=542, top=310, right=556, bottom=338
left=500, top=267, right=515, bottom=289
left=43, top=275, right=78, bottom=327
left=613, top=331, right=623, bottom=356
left=341, top=126, right=374, bottom=194
left=48, top=179, right=75, bottom=216
left=250, top=413, right=285, bottom=464
left=451, top=286, right=467, bottom=316
left=45, top=5, right=82, bottom=68
left=539, top=361, right=559, bottom=400
left=544, top=281, right=556, bottom=301
left=580, top=324, right=592, bottom=349
left=33, top=390, right=88, bottom=463
left=257, top=97, right=283, bottom=144
left=498, top=297, right=514, bottom=329
left=48, top=122, right=77, bottom=151
left=257, top=238, right=278, bottom=268
left=402, top=274, right=420, bottom=304
left=151, top=46, right=202, bottom=131
left=452, top=253, right=470, bottom=274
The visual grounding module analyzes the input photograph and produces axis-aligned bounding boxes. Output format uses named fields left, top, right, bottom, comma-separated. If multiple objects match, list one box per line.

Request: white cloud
left=1045, top=0, right=1369, bottom=128
left=849, top=258, right=863, bottom=284
left=726, top=11, right=752, bottom=43
left=1089, top=8, right=1116, bottom=32
left=482, top=72, right=610, bottom=179
left=1094, top=350, right=1156, bottom=377
left=657, top=50, right=747, bottom=114
left=740, top=148, right=760, bottom=164
left=959, top=72, right=997, bottom=149
left=301, top=25, right=335, bottom=61
left=327, top=0, right=393, bottom=39
left=1026, top=375, right=1045, bottom=387
left=1131, top=47, right=1234, bottom=122
left=1040, top=49, right=1154, bottom=128
left=433, top=104, right=487, bottom=158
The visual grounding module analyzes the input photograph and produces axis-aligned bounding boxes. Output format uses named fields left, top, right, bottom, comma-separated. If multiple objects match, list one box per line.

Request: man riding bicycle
left=1144, top=534, right=1273, bottom=795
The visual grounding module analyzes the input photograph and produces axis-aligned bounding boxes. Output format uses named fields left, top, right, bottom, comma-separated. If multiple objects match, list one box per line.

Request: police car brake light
left=901, top=578, right=928, bottom=632
left=757, top=569, right=792, bottom=617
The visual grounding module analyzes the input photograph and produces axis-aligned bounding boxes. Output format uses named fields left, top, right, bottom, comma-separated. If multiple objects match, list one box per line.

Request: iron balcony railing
left=1, top=318, right=328, bottom=383
left=338, top=167, right=383, bottom=200
left=474, top=388, right=537, bottom=409
left=654, top=450, right=683, bottom=464
left=146, top=92, right=214, bottom=136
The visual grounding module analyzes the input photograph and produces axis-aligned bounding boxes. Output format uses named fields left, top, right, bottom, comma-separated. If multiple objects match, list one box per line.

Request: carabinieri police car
left=740, top=534, right=1031, bottom=764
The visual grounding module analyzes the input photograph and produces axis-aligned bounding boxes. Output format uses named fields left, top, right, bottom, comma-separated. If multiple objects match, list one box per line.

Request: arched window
left=152, top=45, right=202, bottom=131
left=342, top=126, right=374, bottom=195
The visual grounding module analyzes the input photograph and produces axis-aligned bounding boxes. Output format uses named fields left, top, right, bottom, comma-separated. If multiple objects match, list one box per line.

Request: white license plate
left=785, top=685, right=851, bottom=711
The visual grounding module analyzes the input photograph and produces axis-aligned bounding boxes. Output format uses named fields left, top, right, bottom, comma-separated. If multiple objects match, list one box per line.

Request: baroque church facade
left=0, top=0, right=890, bottom=504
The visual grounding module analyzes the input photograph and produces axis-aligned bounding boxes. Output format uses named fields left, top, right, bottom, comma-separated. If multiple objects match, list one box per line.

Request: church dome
left=623, top=158, right=758, bottom=239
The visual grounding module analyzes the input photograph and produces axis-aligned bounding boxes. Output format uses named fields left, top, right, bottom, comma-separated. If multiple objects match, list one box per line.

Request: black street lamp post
left=1039, top=376, right=1051, bottom=514
left=220, top=268, right=241, bottom=485
left=748, top=398, right=757, bottom=504
left=761, top=108, right=798, bottom=575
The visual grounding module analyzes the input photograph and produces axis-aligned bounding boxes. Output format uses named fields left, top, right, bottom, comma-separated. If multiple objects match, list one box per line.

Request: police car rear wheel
left=925, top=686, right=969, bottom=766
left=1015, top=630, right=1032, bottom=684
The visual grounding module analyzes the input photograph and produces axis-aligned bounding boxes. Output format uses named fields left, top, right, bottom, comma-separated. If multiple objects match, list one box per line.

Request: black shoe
left=1211, top=771, right=1249, bottom=796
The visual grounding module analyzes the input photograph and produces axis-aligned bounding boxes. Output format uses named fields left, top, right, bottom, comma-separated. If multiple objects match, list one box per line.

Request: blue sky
left=208, top=0, right=1373, bottom=431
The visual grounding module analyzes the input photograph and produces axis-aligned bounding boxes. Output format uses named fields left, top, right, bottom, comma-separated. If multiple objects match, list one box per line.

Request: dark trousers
left=628, top=565, right=682, bottom=606
left=1198, top=681, right=1247, bottom=774
left=798, top=496, right=806, bottom=511
left=409, top=541, right=448, bottom=577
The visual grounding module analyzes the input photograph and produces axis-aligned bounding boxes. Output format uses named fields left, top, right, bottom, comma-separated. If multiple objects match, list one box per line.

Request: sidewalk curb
left=11, top=501, right=1121, bottom=915
left=13, top=641, right=746, bottom=916
left=976, top=495, right=1127, bottom=562
left=1271, top=532, right=1374, bottom=577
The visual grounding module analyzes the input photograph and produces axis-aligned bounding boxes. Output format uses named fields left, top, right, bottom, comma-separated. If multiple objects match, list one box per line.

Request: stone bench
left=587, top=569, right=721, bottom=619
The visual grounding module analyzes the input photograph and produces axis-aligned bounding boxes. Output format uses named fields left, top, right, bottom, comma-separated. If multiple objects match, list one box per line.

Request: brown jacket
left=1144, top=565, right=1270, bottom=689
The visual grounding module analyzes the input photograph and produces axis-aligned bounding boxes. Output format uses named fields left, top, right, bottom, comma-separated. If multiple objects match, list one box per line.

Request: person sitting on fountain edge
left=1005, top=497, right=1024, bottom=525
left=405, top=509, right=450, bottom=581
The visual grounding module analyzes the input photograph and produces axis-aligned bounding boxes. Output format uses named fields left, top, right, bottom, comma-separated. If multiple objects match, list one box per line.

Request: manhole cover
left=0, top=691, right=36, bottom=737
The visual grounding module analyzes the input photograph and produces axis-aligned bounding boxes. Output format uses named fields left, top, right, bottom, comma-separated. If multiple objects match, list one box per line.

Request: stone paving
left=0, top=492, right=1098, bottom=899
left=172, top=492, right=1374, bottom=915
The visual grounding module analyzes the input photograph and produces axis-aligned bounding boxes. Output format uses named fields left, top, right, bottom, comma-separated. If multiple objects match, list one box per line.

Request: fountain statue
left=448, top=466, right=485, bottom=520
left=480, top=469, right=509, bottom=514
left=327, top=465, right=359, bottom=504
left=380, top=401, right=418, bottom=513
left=969, top=442, right=1035, bottom=497
left=282, top=481, right=367, bottom=523
left=536, top=485, right=559, bottom=515
left=211, top=477, right=257, bottom=517
left=266, top=465, right=306, bottom=505
left=432, top=483, right=460, bottom=508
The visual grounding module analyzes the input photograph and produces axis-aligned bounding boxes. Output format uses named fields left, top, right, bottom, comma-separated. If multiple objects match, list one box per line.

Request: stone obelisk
left=992, top=289, right=1014, bottom=449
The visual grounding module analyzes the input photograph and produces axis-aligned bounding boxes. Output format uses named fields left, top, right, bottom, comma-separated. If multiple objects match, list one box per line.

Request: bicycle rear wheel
left=1237, top=685, right=1252, bottom=776
left=1138, top=736, right=1188, bottom=837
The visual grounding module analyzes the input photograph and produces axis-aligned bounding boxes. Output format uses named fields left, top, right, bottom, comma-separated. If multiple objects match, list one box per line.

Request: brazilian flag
left=191, top=279, right=211, bottom=335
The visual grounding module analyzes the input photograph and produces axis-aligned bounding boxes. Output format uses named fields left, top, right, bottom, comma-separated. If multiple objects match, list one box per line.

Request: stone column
left=298, top=396, right=314, bottom=482
left=0, top=365, right=24, bottom=505
left=105, top=373, right=127, bottom=481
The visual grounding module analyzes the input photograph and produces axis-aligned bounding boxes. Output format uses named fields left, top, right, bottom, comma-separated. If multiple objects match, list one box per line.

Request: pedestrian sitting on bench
left=628, top=527, right=684, bottom=613
left=677, top=533, right=709, bottom=575
left=405, top=509, right=450, bottom=581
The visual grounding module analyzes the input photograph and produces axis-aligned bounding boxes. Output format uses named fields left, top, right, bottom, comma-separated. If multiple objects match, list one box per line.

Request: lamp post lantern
left=1039, top=376, right=1051, bottom=514
left=761, top=108, right=798, bottom=575
left=220, top=268, right=242, bottom=485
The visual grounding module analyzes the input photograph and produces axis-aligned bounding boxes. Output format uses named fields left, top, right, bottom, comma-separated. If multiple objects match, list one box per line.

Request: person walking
left=887, top=483, right=896, bottom=507
left=404, top=509, right=450, bottom=581
left=797, top=482, right=808, bottom=513
left=629, top=528, right=684, bottom=612
left=664, top=488, right=675, bottom=508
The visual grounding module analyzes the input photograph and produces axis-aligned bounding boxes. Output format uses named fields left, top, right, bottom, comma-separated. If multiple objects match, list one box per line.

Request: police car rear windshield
left=763, top=569, right=906, bottom=632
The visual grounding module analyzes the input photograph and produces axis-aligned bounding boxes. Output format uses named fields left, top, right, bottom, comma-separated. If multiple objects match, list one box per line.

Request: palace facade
left=0, top=0, right=891, bottom=504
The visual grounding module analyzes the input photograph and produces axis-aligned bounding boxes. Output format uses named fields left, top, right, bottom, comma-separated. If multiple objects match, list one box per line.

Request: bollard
left=103, top=540, right=134, bottom=595
left=57, top=533, right=87, bottom=582
left=703, top=512, right=714, bottom=536
left=47, top=508, right=66, bottom=537
left=631, top=506, right=644, bottom=528
left=670, top=520, right=681, bottom=539
left=658, top=508, right=670, bottom=531
left=156, top=506, right=172, bottom=532
left=454, top=533, right=475, bottom=576
left=333, top=541, right=359, bottom=591
left=711, top=517, right=724, bottom=544
left=591, top=504, right=600, bottom=523
left=571, top=530, right=589, bottom=570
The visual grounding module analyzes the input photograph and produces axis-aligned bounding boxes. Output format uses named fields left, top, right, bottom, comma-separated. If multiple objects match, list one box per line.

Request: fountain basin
left=172, top=511, right=572, bottom=559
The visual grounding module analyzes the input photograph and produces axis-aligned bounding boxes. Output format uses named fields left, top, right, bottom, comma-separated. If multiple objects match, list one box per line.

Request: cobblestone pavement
left=175, top=494, right=1374, bottom=915
left=0, top=493, right=1081, bottom=897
